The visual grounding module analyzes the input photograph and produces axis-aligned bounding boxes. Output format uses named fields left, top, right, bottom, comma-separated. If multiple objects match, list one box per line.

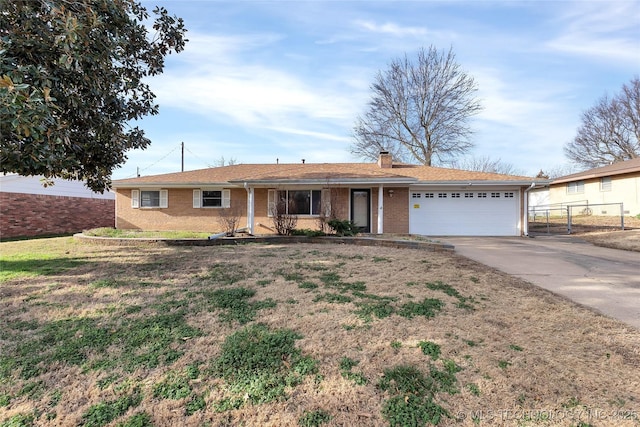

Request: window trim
left=193, top=189, right=230, bottom=208
left=267, top=189, right=327, bottom=217
left=131, top=189, right=168, bottom=209
left=567, top=180, right=585, bottom=195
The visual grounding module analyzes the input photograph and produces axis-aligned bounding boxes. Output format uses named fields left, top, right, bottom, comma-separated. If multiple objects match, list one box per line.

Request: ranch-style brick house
left=112, top=152, right=547, bottom=237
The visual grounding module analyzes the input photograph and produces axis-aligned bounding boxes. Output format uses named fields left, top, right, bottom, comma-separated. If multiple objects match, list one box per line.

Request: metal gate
left=528, top=203, right=625, bottom=235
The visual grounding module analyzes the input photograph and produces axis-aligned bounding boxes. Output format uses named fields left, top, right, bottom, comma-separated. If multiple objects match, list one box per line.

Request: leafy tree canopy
left=0, top=0, right=187, bottom=191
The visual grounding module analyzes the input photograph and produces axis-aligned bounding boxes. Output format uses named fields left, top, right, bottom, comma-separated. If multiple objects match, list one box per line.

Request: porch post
left=245, top=184, right=255, bottom=235
left=377, top=184, right=384, bottom=234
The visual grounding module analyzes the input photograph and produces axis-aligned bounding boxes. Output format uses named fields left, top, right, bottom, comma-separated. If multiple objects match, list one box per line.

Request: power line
left=184, top=145, right=214, bottom=168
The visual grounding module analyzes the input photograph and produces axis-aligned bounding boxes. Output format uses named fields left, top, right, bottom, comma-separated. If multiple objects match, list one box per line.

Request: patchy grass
left=0, top=237, right=639, bottom=426
left=210, top=324, right=317, bottom=407
left=83, top=228, right=212, bottom=239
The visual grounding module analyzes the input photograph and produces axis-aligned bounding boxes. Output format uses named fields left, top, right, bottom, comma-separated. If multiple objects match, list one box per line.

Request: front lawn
left=1, top=238, right=638, bottom=426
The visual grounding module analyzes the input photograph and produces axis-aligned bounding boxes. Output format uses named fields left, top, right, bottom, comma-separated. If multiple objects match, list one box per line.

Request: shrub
left=327, top=219, right=358, bottom=236
left=291, top=228, right=325, bottom=237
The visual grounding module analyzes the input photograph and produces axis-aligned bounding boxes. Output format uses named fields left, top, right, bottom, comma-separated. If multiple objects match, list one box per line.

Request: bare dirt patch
left=578, top=229, right=640, bottom=252
left=1, top=238, right=639, bottom=426
left=530, top=215, right=640, bottom=252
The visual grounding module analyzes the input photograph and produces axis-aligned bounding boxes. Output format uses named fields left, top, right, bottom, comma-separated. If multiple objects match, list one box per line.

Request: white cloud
left=152, top=30, right=362, bottom=144
left=545, top=2, right=640, bottom=65
left=354, top=20, right=428, bottom=38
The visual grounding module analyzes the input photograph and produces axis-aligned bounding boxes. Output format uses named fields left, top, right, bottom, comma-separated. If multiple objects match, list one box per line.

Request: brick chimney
left=378, top=151, right=392, bottom=169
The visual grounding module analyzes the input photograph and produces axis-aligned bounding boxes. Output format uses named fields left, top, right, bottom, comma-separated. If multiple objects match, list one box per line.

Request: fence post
left=567, top=206, right=572, bottom=234
left=546, top=210, right=550, bottom=234
left=620, top=203, right=625, bottom=230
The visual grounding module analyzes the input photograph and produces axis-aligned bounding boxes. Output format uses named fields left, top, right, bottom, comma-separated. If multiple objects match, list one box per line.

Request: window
left=203, top=190, right=223, bottom=207
left=464, top=193, right=473, bottom=198
left=600, top=177, right=612, bottom=192
left=451, top=193, right=461, bottom=198
left=412, top=193, right=422, bottom=199
left=567, top=181, right=584, bottom=194
left=425, top=193, right=434, bottom=198
left=131, top=189, right=168, bottom=208
left=504, top=192, right=514, bottom=198
left=477, top=192, right=487, bottom=198
left=267, top=189, right=323, bottom=216
left=193, top=189, right=230, bottom=208
left=141, top=191, right=159, bottom=207
left=491, top=192, right=500, bottom=198
left=438, top=193, right=447, bottom=198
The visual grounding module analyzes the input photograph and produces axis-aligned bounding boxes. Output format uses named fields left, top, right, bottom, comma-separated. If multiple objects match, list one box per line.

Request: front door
left=351, top=189, right=371, bottom=232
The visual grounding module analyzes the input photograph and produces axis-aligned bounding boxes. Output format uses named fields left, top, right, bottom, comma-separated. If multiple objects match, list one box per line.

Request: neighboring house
left=112, top=153, right=546, bottom=237
left=543, top=158, right=640, bottom=216
left=0, top=174, right=115, bottom=239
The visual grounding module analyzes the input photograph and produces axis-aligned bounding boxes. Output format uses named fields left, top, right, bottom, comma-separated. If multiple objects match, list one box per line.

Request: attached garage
left=408, top=189, right=521, bottom=236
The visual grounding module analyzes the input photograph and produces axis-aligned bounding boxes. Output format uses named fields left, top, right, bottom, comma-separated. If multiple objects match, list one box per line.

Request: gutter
left=523, top=182, right=548, bottom=236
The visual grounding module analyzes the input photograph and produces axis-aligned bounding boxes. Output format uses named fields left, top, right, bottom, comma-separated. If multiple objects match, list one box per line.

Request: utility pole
left=181, top=141, right=184, bottom=172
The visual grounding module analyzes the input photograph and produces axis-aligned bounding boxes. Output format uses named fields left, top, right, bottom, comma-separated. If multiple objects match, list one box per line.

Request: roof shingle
left=112, top=162, right=539, bottom=187
left=552, top=158, right=640, bottom=184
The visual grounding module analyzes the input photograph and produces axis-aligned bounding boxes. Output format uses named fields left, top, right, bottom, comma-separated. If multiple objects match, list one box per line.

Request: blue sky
left=114, top=0, right=640, bottom=180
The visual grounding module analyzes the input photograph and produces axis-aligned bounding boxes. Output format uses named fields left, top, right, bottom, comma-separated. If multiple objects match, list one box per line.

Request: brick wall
left=114, top=186, right=411, bottom=234
left=0, top=192, right=115, bottom=239
left=382, top=188, right=409, bottom=233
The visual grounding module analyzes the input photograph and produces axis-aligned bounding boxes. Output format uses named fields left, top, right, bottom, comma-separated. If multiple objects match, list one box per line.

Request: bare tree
left=448, top=156, right=524, bottom=175
left=213, top=156, right=239, bottom=167
left=565, top=77, right=640, bottom=168
left=537, top=163, right=581, bottom=180
left=270, top=199, right=298, bottom=236
left=216, top=201, right=243, bottom=236
left=351, top=45, right=482, bottom=166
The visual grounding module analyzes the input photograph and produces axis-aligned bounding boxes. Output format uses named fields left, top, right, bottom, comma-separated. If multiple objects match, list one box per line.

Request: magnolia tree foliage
left=0, top=0, right=187, bottom=191
left=351, top=46, right=482, bottom=166
left=565, top=77, right=640, bottom=169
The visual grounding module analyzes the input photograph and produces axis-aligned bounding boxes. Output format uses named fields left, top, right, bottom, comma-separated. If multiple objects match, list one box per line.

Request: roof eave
left=229, top=178, right=417, bottom=186
left=412, top=180, right=548, bottom=186
left=552, top=169, right=640, bottom=184
left=111, top=182, right=237, bottom=189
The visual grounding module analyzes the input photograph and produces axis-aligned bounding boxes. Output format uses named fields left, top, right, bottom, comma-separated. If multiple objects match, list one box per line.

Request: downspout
left=523, top=182, right=535, bottom=237
left=244, top=183, right=254, bottom=235
left=377, top=184, right=384, bottom=234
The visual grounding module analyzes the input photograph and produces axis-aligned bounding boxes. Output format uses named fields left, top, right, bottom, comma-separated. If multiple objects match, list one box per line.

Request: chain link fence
left=528, top=202, right=625, bottom=235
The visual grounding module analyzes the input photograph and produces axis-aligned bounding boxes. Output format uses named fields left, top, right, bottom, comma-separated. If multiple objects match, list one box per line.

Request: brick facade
left=114, top=187, right=411, bottom=234
left=1, top=192, right=115, bottom=239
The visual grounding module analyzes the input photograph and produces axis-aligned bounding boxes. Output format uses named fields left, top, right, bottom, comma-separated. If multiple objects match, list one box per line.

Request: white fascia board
left=111, top=182, right=238, bottom=189
left=232, top=178, right=416, bottom=187
left=412, top=180, right=549, bottom=187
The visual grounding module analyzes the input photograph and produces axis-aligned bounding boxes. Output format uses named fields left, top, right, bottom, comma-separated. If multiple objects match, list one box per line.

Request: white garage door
left=409, top=190, right=520, bottom=236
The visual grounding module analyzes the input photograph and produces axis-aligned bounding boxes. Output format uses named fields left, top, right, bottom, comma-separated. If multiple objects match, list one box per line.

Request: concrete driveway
left=442, top=236, right=640, bottom=330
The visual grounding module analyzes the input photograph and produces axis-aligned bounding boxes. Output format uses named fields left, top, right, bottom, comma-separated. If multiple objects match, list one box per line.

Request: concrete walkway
left=442, top=236, right=640, bottom=330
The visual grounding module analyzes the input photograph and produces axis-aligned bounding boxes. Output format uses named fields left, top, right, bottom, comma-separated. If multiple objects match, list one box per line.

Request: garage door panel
left=409, top=190, right=519, bottom=236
